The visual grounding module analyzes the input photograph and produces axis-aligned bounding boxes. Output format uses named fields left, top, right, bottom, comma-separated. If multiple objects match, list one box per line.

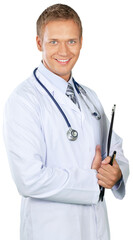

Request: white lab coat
left=3, top=66, right=129, bottom=240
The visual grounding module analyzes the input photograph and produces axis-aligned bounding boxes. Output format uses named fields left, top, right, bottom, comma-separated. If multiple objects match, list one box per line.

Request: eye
left=68, top=40, right=77, bottom=45
left=50, top=40, right=58, bottom=45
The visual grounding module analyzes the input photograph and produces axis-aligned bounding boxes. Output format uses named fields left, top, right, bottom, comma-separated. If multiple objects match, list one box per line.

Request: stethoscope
left=33, top=68, right=101, bottom=141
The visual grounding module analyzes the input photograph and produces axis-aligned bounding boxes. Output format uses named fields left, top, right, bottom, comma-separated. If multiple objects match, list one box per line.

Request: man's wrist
left=113, top=175, right=123, bottom=190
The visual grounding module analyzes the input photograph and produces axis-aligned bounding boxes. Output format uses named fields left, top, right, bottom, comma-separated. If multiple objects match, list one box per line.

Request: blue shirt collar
left=38, top=62, right=73, bottom=94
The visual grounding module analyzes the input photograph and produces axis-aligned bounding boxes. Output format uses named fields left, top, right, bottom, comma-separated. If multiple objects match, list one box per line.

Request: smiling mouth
left=55, top=59, right=71, bottom=64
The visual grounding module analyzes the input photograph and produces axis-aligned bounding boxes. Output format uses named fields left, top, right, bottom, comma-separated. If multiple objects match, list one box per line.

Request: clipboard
left=99, top=104, right=116, bottom=201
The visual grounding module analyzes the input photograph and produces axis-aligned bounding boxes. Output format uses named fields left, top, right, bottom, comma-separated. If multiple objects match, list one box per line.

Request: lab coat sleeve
left=110, top=132, right=129, bottom=199
left=3, top=88, right=100, bottom=205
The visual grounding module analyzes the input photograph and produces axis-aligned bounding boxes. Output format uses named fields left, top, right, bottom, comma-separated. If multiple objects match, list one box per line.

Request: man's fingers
left=102, top=156, right=111, bottom=165
left=91, top=145, right=102, bottom=170
left=95, top=145, right=101, bottom=154
left=98, top=180, right=111, bottom=189
left=94, top=145, right=102, bottom=160
left=98, top=167, right=112, bottom=178
left=97, top=171, right=115, bottom=189
left=112, top=159, right=118, bottom=167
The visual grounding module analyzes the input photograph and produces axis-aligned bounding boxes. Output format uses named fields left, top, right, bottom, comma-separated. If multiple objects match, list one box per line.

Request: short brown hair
left=36, top=4, right=83, bottom=39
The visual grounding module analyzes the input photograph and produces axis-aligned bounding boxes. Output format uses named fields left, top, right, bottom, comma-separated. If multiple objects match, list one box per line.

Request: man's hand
left=91, top=145, right=102, bottom=171
left=97, top=157, right=122, bottom=189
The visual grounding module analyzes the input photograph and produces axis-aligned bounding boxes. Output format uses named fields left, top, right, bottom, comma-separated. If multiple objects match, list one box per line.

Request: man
left=3, top=4, right=129, bottom=240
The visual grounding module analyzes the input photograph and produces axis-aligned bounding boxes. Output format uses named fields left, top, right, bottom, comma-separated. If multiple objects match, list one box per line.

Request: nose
left=57, top=42, right=69, bottom=57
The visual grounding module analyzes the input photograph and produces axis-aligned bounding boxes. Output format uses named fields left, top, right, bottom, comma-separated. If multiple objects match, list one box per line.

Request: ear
left=80, top=36, right=83, bottom=49
left=36, top=35, right=43, bottom=51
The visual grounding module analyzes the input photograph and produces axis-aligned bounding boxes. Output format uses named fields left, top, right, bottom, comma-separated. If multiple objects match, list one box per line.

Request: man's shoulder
left=5, top=74, right=40, bottom=110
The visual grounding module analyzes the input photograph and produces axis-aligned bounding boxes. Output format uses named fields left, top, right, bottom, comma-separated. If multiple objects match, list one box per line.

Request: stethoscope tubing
left=73, top=79, right=101, bottom=120
left=33, top=68, right=101, bottom=133
left=33, top=68, right=71, bottom=128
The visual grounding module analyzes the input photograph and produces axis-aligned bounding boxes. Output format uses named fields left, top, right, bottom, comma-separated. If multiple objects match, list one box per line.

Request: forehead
left=42, top=20, right=80, bottom=39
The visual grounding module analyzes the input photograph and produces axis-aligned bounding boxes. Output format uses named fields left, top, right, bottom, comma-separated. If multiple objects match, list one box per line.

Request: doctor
left=3, top=3, right=129, bottom=240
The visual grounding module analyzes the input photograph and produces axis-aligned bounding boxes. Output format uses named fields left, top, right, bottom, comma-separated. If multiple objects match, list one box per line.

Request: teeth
left=57, top=59, right=69, bottom=62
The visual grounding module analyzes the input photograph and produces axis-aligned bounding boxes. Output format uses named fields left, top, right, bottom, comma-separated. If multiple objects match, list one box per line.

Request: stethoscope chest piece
left=67, top=128, right=78, bottom=141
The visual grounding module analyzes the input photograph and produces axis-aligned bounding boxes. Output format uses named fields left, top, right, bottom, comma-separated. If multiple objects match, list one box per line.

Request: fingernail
left=102, top=160, right=106, bottom=164
left=96, top=145, right=101, bottom=150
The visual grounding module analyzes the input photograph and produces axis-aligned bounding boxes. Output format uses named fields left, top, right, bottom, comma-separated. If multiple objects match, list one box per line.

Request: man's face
left=36, top=20, right=82, bottom=81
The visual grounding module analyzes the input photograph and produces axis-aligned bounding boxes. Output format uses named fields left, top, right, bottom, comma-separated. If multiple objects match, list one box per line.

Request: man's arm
left=3, top=90, right=100, bottom=205
left=83, top=86, right=129, bottom=199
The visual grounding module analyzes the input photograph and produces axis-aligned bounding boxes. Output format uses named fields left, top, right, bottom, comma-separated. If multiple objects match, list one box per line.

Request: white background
left=0, top=0, right=133, bottom=239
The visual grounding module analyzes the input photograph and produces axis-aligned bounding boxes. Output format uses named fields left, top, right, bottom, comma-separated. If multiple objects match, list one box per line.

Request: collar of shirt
left=37, top=61, right=73, bottom=95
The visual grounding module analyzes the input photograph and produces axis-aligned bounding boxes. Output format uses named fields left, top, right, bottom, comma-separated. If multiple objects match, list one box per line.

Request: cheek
left=71, top=50, right=80, bottom=62
left=42, top=49, right=53, bottom=62
left=42, top=44, right=54, bottom=58
left=72, top=47, right=81, bottom=57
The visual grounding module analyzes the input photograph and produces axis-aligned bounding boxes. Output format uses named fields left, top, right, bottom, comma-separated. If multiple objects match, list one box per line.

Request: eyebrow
left=48, top=38, right=79, bottom=41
